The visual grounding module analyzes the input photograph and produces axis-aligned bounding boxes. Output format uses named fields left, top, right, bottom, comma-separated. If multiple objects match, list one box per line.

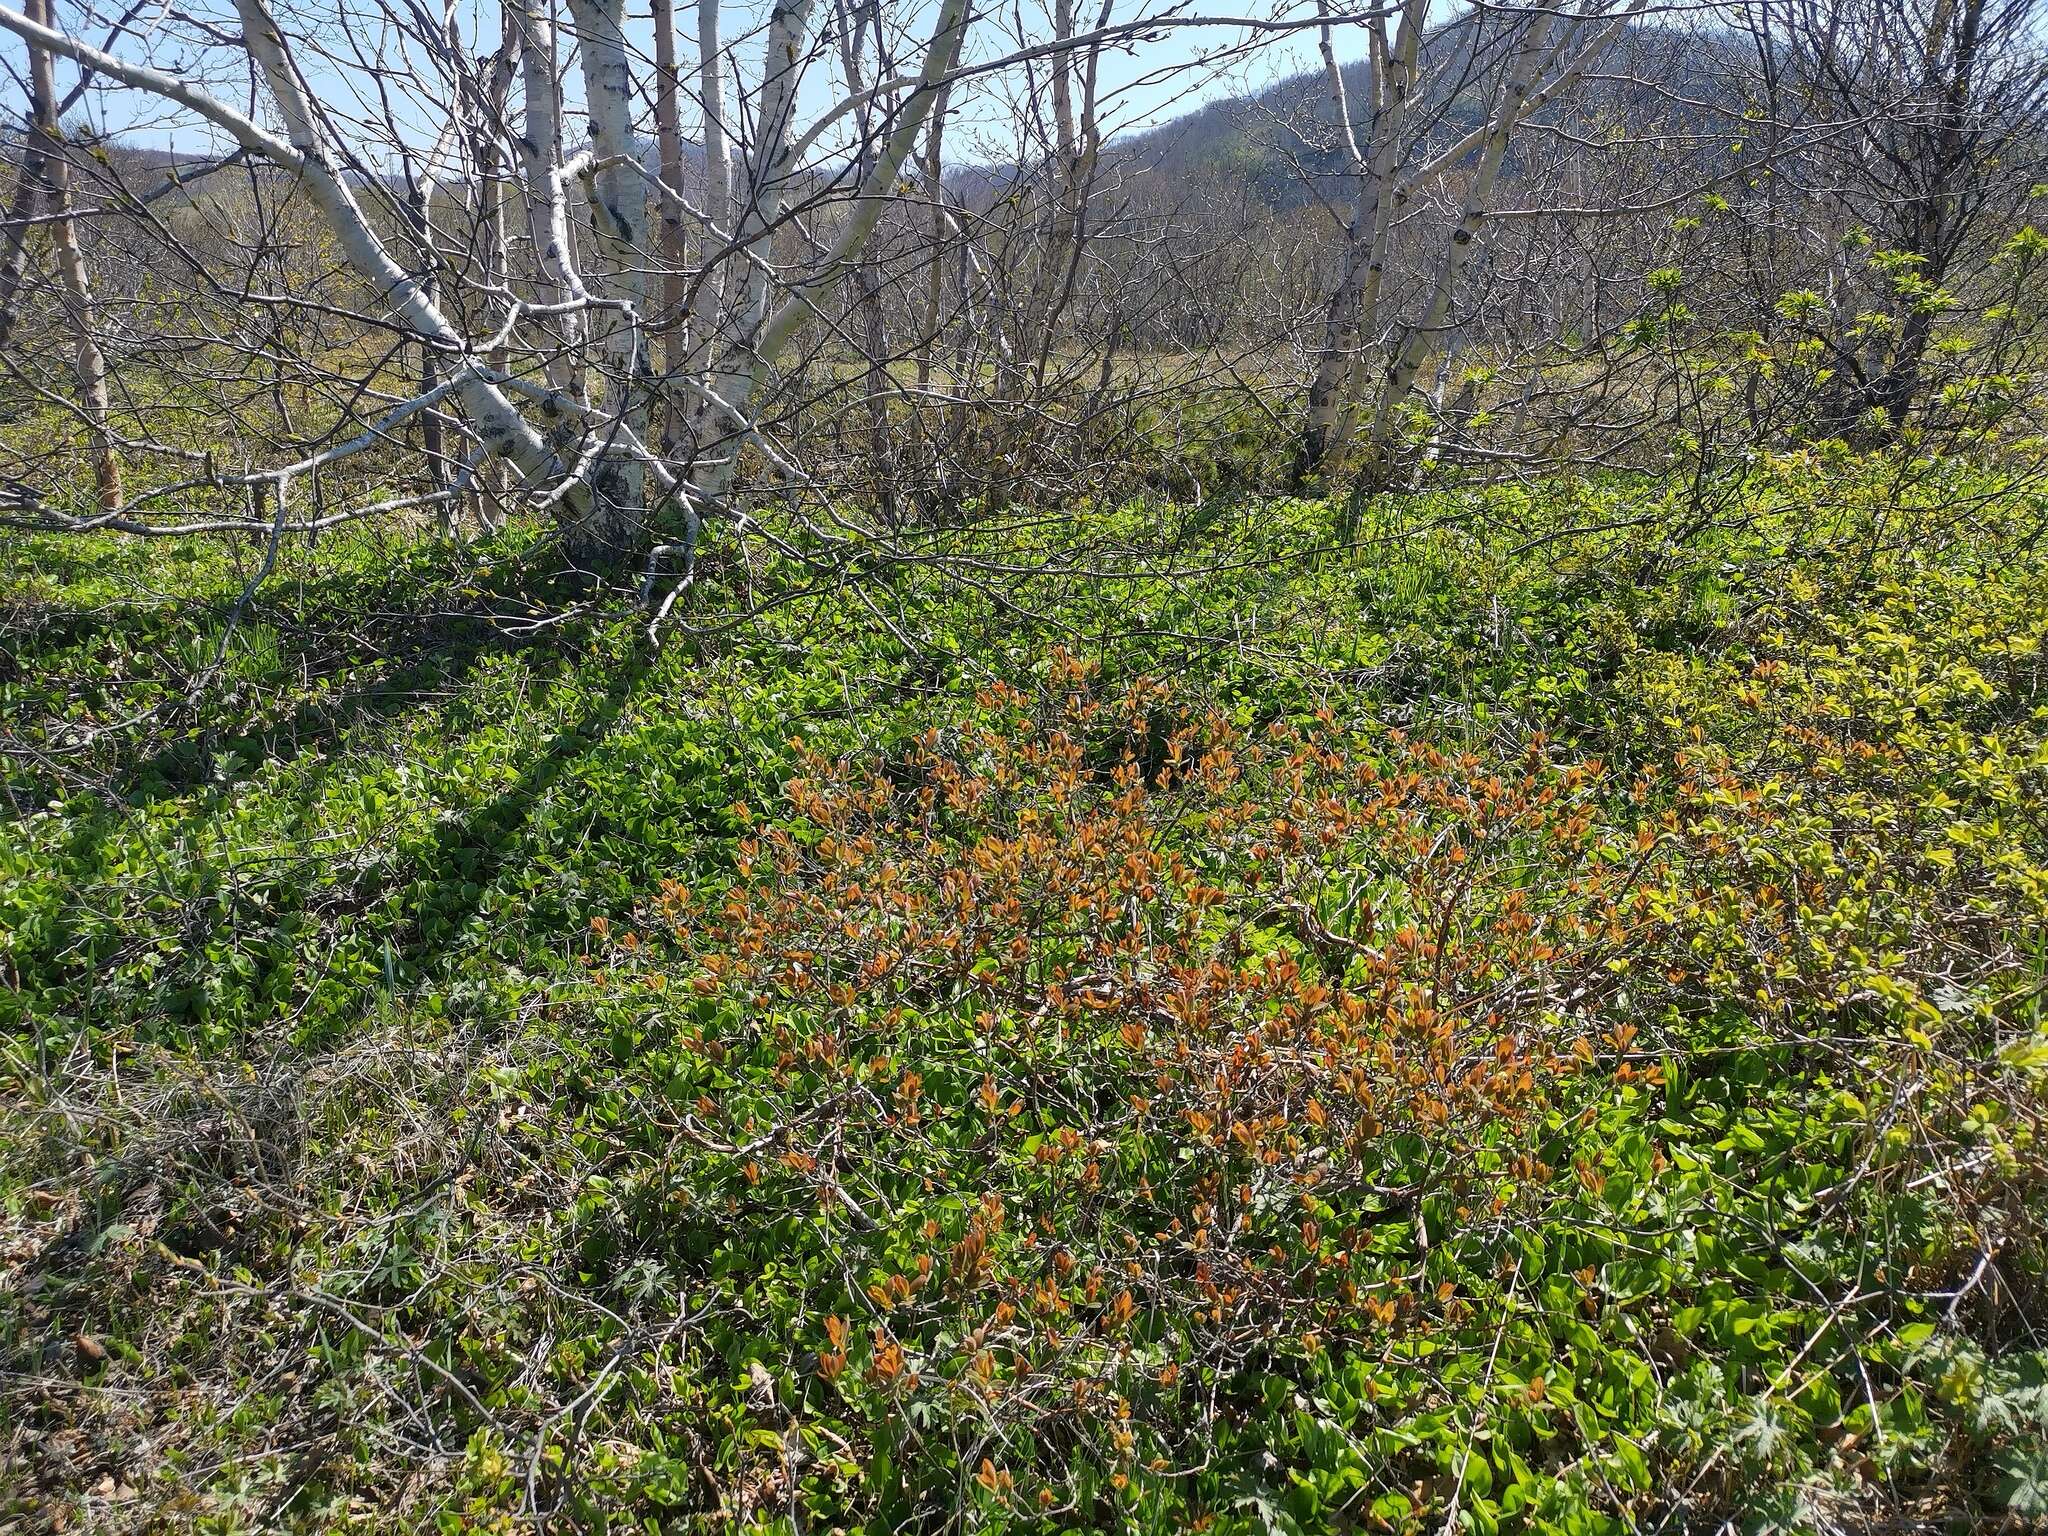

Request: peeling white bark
left=566, top=0, right=650, bottom=544
left=690, top=0, right=971, bottom=506
left=683, top=0, right=734, bottom=381
left=1297, top=0, right=1647, bottom=486
left=511, top=0, right=584, bottom=397
left=22, top=0, right=118, bottom=510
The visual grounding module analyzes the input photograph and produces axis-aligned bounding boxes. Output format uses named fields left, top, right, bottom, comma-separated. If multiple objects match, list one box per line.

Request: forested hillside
left=1115, top=21, right=1745, bottom=209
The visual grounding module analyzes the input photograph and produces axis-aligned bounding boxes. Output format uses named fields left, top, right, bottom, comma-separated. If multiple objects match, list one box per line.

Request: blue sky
left=6, top=0, right=1355, bottom=162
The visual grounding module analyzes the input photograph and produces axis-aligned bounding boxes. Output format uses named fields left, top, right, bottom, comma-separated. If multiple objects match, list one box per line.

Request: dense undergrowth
left=3, top=457, right=2047, bottom=1533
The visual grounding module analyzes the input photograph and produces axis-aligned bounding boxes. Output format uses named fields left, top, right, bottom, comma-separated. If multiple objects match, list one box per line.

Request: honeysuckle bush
left=569, top=616, right=2047, bottom=1531
left=615, top=658, right=1662, bottom=1522
left=2, top=454, right=2046, bottom=1533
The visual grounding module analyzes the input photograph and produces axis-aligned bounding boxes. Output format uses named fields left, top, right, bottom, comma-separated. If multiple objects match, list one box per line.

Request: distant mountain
left=1102, top=20, right=1756, bottom=210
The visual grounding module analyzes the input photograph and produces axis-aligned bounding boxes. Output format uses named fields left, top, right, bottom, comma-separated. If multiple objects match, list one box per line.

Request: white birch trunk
left=687, top=0, right=969, bottom=506
left=225, top=0, right=570, bottom=501
left=566, top=0, right=650, bottom=554
left=1356, top=5, right=1563, bottom=484
left=512, top=0, right=582, bottom=397
left=915, top=73, right=953, bottom=393
left=24, top=0, right=119, bottom=511
left=650, top=0, right=687, bottom=452
left=683, top=0, right=733, bottom=383
left=1295, top=0, right=1424, bottom=483
left=1296, top=0, right=1644, bottom=486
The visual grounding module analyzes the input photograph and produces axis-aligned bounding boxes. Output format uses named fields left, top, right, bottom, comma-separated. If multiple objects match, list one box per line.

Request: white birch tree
left=1293, top=0, right=1648, bottom=488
